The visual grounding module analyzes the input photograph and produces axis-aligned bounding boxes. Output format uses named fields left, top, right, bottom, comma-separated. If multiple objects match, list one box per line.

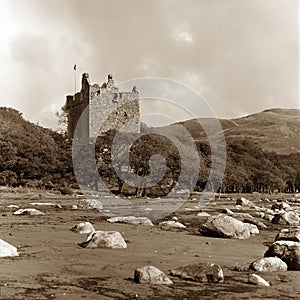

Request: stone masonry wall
left=64, top=73, right=140, bottom=141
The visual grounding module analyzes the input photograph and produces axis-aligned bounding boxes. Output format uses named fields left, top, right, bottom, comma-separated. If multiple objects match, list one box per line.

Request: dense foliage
left=0, top=107, right=74, bottom=189
left=95, top=130, right=300, bottom=196
left=0, top=107, right=299, bottom=195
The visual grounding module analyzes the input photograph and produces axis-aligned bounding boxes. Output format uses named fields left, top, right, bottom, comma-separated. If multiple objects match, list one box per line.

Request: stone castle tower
left=64, top=73, right=140, bottom=141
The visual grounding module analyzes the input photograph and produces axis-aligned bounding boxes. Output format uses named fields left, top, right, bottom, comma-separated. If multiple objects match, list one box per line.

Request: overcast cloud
left=0, top=0, right=298, bottom=128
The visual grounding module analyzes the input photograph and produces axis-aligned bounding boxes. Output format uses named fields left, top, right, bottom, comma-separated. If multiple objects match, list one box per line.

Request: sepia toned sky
left=0, top=0, right=298, bottom=128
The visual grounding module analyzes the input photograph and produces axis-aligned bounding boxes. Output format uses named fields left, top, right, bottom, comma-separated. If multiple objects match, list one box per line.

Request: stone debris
left=0, top=239, right=19, bottom=257
left=134, top=266, right=173, bottom=285
left=159, top=220, right=186, bottom=229
left=169, top=263, right=224, bottom=283
left=13, top=208, right=44, bottom=216
left=248, top=274, right=270, bottom=286
left=107, top=216, right=153, bottom=226
left=200, top=214, right=251, bottom=239
left=71, top=222, right=95, bottom=234
left=79, top=231, right=127, bottom=249
left=249, top=257, right=287, bottom=272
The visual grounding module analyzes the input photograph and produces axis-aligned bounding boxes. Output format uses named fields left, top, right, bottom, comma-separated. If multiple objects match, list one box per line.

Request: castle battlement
left=64, top=73, right=140, bottom=140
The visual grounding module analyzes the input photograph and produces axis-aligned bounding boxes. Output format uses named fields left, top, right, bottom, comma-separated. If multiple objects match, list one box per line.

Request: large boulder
left=275, top=228, right=300, bottom=242
left=272, top=211, right=299, bottom=226
left=264, top=240, right=300, bottom=270
left=13, top=208, right=44, bottom=216
left=79, top=231, right=127, bottom=249
left=200, top=214, right=251, bottom=239
left=236, top=197, right=254, bottom=207
left=249, top=257, right=287, bottom=272
left=169, top=263, right=224, bottom=283
left=70, top=222, right=95, bottom=234
left=134, top=266, right=172, bottom=285
left=0, top=239, right=19, bottom=257
left=107, top=216, right=153, bottom=226
left=159, top=220, right=186, bottom=229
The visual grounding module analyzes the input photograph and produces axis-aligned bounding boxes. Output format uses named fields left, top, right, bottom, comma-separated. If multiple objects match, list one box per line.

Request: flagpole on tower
left=74, top=64, right=77, bottom=95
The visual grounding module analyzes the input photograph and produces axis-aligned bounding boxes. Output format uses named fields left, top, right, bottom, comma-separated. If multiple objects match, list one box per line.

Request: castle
left=64, top=73, right=140, bottom=141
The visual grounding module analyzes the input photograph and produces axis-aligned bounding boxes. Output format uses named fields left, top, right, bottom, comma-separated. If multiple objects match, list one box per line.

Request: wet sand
left=0, top=191, right=299, bottom=299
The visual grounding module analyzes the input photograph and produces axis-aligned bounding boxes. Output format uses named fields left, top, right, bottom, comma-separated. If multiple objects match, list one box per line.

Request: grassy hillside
left=176, top=108, right=300, bottom=155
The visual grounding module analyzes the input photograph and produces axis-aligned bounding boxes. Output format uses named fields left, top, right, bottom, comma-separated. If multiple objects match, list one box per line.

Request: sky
left=0, top=0, right=298, bottom=129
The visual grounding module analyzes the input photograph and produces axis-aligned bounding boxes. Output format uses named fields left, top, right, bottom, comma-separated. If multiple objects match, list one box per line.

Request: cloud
left=0, top=0, right=298, bottom=128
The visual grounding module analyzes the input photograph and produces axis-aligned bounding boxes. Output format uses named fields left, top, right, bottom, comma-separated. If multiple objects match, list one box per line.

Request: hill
left=0, top=107, right=73, bottom=188
left=174, top=108, right=300, bottom=155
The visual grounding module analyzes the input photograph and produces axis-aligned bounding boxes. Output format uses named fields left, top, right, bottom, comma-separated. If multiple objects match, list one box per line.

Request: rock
left=0, top=239, right=19, bottom=257
left=263, top=214, right=274, bottom=221
left=197, top=212, right=211, bottom=217
left=272, top=211, right=299, bottom=226
left=271, top=202, right=290, bottom=211
left=264, top=240, right=300, bottom=270
left=251, top=212, right=265, bottom=219
left=79, top=231, right=127, bottom=249
left=243, top=218, right=267, bottom=229
left=134, top=266, right=172, bottom=285
left=30, top=202, right=59, bottom=207
left=248, top=274, right=270, bottom=287
left=159, top=220, right=186, bottom=229
left=275, top=228, right=300, bottom=242
left=79, top=199, right=103, bottom=211
left=200, top=214, right=251, bottom=239
left=244, top=223, right=259, bottom=235
left=169, top=263, right=223, bottom=283
left=172, top=216, right=178, bottom=221
left=253, top=205, right=265, bottom=212
left=71, top=205, right=78, bottom=210
left=70, top=222, right=95, bottom=234
left=233, top=213, right=254, bottom=220
left=107, top=216, right=153, bottom=226
left=13, top=208, right=44, bottom=216
left=205, top=263, right=224, bottom=283
left=249, top=257, right=287, bottom=272
left=295, top=193, right=300, bottom=198
left=236, top=197, right=254, bottom=207
left=7, top=205, right=19, bottom=209
left=221, top=208, right=234, bottom=215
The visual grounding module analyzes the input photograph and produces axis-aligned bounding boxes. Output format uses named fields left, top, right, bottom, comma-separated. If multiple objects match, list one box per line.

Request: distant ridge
left=171, top=108, right=300, bottom=155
